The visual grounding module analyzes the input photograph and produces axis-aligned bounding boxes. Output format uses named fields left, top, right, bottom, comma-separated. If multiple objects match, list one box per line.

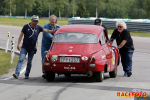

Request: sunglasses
left=118, top=26, right=123, bottom=28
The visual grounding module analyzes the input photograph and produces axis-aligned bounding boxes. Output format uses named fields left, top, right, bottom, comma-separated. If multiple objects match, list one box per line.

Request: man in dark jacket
left=110, top=20, right=134, bottom=77
left=94, top=18, right=108, bottom=33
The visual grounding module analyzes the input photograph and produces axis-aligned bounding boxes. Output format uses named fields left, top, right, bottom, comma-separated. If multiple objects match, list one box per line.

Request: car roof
left=56, top=24, right=104, bottom=36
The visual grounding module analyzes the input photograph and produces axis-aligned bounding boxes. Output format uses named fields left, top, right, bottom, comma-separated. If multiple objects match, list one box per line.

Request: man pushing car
left=13, top=15, right=58, bottom=79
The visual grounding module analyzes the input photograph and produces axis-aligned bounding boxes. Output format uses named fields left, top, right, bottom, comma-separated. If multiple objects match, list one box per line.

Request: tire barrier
left=68, top=18, right=150, bottom=33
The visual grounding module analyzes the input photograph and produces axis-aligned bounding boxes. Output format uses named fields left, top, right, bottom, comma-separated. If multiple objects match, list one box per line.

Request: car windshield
left=53, top=33, right=99, bottom=43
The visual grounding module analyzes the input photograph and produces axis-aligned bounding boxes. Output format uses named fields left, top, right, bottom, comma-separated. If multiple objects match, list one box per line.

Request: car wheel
left=94, top=71, right=104, bottom=82
left=45, top=71, right=55, bottom=82
left=109, top=68, right=117, bottom=78
left=64, top=74, right=71, bottom=77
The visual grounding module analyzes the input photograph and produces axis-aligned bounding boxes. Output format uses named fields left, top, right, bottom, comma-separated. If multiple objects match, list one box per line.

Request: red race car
left=43, top=25, right=120, bottom=82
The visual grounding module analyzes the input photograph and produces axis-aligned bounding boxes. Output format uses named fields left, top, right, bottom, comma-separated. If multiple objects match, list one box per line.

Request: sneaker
left=13, top=74, right=18, bottom=79
left=25, top=76, right=29, bottom=79
left=127, top=72, right=132, bottom=77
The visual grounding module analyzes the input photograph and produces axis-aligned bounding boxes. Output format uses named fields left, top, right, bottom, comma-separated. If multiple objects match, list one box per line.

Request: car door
left=104, top=30, right=115, bottom=71
left=99, top=31, right=112, bottom=72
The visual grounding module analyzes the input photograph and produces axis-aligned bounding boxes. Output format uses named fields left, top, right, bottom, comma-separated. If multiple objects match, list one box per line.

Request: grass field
left=0, top=17, right=150, bottom=37
left=0, top=17, right=68, bottom=27
left=0, top=50, right=19, bottom=76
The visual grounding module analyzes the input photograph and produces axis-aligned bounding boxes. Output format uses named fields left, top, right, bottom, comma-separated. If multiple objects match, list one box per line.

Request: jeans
left=15, top=48, right=34, bottom=77
left=41, top=44, right=51, bottom=73
left=119, top=48, right=134, bottom=73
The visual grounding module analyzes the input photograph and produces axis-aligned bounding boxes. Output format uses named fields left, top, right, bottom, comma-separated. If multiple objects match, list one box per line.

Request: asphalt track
left=0, top=25, right=150, bottom=100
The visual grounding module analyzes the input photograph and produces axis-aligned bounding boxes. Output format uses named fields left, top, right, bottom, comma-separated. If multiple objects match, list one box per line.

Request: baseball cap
left=31, top=15, right=39, bottom=21
left=94, top=18, right=101, bottom=25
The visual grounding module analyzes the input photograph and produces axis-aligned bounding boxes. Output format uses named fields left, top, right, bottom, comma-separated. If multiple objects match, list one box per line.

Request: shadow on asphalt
left=1, top=75, right=150, bottom=92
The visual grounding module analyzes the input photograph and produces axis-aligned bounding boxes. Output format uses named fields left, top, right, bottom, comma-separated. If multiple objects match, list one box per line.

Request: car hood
left=50, top=43, right=100, bottom=56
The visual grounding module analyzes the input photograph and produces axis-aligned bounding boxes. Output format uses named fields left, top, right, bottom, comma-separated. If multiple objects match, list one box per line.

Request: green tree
left=76, top=1, right=89, bottom=18
left=0, top=0, right=7, bottom=15
left=62, top=1, right=71, bottom=17
left=70, top=0, right=76, bottom=17
left=144, top=0, right=150, bottom=18
left=1, top=0, right=16, bottom=16
left=31, top=0, right=43, bottom=17
left=128, top=0, right=147, bottom=18
left=15, top=0, right=35, bottom=17
left=54, top=0, right=68, bottom=19
left=41, top=0, right=55, bottom=17
left=47, top=0, right=55, bottom=17
left=0, top=0, right=149, bottom=19
left=85, top=0, right=105, bottom=17
left=101, top=0, right=129, bottom=18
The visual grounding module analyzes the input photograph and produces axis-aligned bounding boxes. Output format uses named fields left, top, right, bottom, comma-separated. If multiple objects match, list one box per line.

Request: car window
left=100, top=31, right=106, bottom=45
left=104, top=30, right=109, bottom=43
left=53, top=33, right=99, bottom=43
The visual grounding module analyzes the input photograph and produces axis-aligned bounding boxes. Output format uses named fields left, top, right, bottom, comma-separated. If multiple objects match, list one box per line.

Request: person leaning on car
left=110, top=20, right=134, bottom=77
left=94, top=18, right=108, bottom=33
left=12, top=15, right=57, bottom=79
left=41, top=14, right=60, bottom=78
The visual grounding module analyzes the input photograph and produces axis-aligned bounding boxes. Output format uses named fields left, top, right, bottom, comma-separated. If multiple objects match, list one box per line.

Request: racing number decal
left=112, top=50, right=115, bottom=65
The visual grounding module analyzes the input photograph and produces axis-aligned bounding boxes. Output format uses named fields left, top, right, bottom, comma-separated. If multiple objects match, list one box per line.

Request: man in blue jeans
left=13, top=15, right=57, bottom=79
left=41, top=15, right=60, bottom=78
left=110, top=20, right=134, bottom=77
left=119, top=49, right=134, bottom=76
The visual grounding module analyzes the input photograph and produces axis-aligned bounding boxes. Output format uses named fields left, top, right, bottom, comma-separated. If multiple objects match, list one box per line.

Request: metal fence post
left=10, top=36, right=15, bottom=64
left=5, top=32, right=10, bottom=53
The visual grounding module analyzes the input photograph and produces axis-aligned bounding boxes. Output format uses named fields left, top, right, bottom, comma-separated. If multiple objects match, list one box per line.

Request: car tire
left=109, top=68, right=117, bottom=78
left=94, top=71, right=104, bottom=82
left=64, top=74, right=71, bottom=77
left=45, top=71, right=55, bottom=82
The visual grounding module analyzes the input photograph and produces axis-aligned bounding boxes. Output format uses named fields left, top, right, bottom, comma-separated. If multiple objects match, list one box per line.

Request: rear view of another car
left=43, top=32, right=100, bottom=81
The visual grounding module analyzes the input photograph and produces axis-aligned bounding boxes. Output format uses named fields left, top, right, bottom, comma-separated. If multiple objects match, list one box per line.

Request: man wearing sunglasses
left=13, top=15, right=57, bottom=79
left=110, top=20, right=134, bottom=77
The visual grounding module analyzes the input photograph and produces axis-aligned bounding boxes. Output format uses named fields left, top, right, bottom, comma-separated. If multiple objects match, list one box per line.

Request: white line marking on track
left=2, top=66, right=27, bottom=80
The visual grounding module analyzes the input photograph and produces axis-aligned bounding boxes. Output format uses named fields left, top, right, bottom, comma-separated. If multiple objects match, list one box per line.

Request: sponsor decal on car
left=112, top=50, right=115, bottom=65
left=101, top=55, right=106, bottom=60
left=69, top=50, right=72, bottom=52
left=52, top=55, right=58, bottom=61
left=64, top=67, right=76, bottom=70
left=69, top=46, right=73, bottom=49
